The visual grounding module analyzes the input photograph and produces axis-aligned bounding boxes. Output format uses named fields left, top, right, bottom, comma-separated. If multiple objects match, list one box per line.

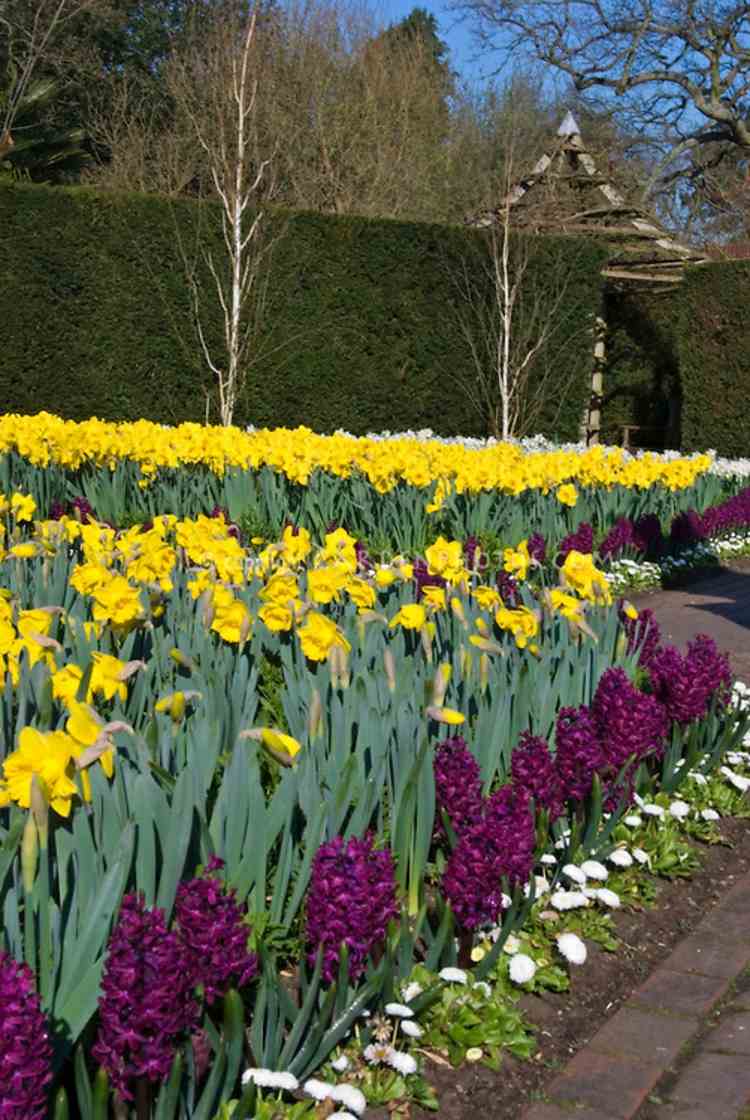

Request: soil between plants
left=369, top=818, right=750, bottom=1120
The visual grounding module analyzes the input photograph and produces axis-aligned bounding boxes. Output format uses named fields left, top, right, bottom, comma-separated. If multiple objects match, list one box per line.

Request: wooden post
left=586, top=314, right=606, bottom=443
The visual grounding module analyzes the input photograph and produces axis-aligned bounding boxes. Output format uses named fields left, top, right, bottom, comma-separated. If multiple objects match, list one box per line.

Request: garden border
left=521, top=852, right=750, bottom=1119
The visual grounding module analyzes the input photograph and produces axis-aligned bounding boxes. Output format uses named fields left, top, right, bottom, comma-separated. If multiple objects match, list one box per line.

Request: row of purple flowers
left=0, top=617, right=734, bottom=1117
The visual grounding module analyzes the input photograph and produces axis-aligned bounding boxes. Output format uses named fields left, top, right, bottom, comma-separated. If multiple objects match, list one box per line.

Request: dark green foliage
left=0, top=181, right=605, bottom=438
left=677, top=261, right=750, bottom=457
left=601, top=290, right=680, bottom=449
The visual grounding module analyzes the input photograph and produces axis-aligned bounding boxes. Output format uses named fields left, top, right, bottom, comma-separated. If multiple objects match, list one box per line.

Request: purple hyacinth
left=592, top=668, right=669, bottom=771
left=619, top=605, right=662, bottom=669
left=669, top=509, right=706, bottom=548
left=174, top=858, right=258, bottom=1006
left=93, top=894, right=199, bottom=1101
left=71, top=495, right=95, bottom=523
left=650, top=635, right=732, bottom=725
left=464, top=536, right=488, bottom=573
left=633, top=514, right=664, bottom=557
left=413, top=557, right=446, bottom=597
left=442, top=785, right=535, bottom=930
left=527, top=532, right=547, bottom=564
left=305, top=833, right=399, bottom=983
left=686, top=634, right=732, bottom=701
left=511, top=731, right=564, bottom=821
left=354, top=540, right=371, bottom=572
left=557, top=522, right=594, bottom=564
left=433, top=736, right=484, bottom=839
left=598, top=517, right=636, bottom=561
left=554, top=705, right=605, bottom=804
left=49, top=499, right=67, bottom=521
left=0, top=951, right=53, bottom=1120
left=496, top=570, right=520, bottom=606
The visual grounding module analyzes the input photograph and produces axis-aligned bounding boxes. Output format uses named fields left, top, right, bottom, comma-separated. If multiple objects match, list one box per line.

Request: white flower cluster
left=604, top=528, right=750, bottom=594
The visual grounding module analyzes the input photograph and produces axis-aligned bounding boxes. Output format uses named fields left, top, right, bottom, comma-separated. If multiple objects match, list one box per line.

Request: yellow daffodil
left=297, top=612, right=351, bottom=661
left=556, top=483, right=578, bottom=507
left=389, top=603, right=427, bottom=630
left=10, top=492, right=36, bottom=522
left=0, top=727, right=78, bottom=817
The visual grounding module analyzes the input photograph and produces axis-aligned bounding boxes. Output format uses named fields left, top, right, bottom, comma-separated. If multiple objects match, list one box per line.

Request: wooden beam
left=601, top=267, right=683, bottom=283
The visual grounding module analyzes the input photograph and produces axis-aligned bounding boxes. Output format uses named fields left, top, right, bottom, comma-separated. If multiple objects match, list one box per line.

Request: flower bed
left=0, top=422, right=749, bottom=1118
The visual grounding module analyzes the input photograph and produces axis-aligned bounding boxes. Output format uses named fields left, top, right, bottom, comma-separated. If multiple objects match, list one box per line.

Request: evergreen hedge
left=0, top=182, right=606, bottom=439
left=601, top=290, right=680, bottom=449
left=677, top=261, right=750, bottom=458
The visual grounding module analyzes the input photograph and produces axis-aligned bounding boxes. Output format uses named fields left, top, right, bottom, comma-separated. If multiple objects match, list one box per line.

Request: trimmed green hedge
left=600, top=290, right=681, bottom=449
left=677, top=262, right=750, bottom=458
left=0, top=183, right=606, bottom=439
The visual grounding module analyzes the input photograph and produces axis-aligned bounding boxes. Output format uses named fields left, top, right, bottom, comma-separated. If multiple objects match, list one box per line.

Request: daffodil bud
left=169, top=648, right=196, bottom=672
left=425, top=705, right=465, bottom=726
left=156, top=691, right=187, bottom=722
left=479, top=653, right=490, bottom=693
left=329, top=643, right=350, bottom=689
left=308, top=688, right=323, bottom=741
left=420, top=624, right=433, bottom=664
left=450, top=597, right=468, bottom=629
left=22, top=810, right=38, bottom=894
left=383, top=648, right=396, bottom=693
left=431, top=662, right=451, bottom=706
left=29, top=773, right=49, bottom=852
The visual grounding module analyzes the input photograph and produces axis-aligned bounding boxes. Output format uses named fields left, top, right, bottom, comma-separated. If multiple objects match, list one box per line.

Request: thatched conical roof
left=468, top=114, right=706, bottom=289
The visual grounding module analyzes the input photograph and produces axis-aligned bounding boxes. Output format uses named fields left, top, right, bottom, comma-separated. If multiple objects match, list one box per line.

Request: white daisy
left=540, top=853, right=557, bottom=865
left=580, top=859, right=608, bottom=880
left=595, top=888, right=621, bottom=908
left=304, top=1079, right=335, bottom=1101
left=550, top=889, right=589, bottom=911
left=241, top=1069, right=299, bottom=1091
left=701, top=808, right=720, bottom=821
left=669, top=800, right=690, bottom=820
left=364, top=1043, right=394, bottom=1065
left=385, top=1002, right=414, bottom=1018
left=401, top=981, right=423, bottom=1002
left=557, top=932, right=587, bottom=964
left=400, top=1020, right=423, bottom=1038
left=509, top=953, right=537, bottom=984
left=331, top=1055, right=350, bottom=1072
left=562, top=864, right=587, bottom=885
left=387, top=1051, right=418, bottom=1076
left=633, top=848, right=651, bottom=865
left=502, top=934, right=521, bottom=954
left=331, top=1085, right=367, bottom=1115
left=439, top=967, right=468, bottom=984
left=643, top=803, right=665, bottom=818
left=624, top=815, right=642, bottom=827
left=608, top=848, right=633, bottom=868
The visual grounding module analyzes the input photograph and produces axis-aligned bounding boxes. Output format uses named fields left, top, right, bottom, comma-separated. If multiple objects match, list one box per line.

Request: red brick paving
left=522, top=570, right=750, bottom=1120
left=520, top=854, right=750, bottom=1120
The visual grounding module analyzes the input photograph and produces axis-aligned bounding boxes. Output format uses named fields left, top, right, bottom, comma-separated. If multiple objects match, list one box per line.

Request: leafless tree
left=451, top=132, right=590, bottom=438
left=164, top=0, right=278, bottom=427
left=449, top=0, right=750, bottom=206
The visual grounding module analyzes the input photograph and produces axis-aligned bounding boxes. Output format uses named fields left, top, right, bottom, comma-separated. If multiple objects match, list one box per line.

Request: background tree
left=0, top=0, right=102, bottom=175
left=449, top=0, right=750, bottom=237
left=164, top=0, right=277, bottom=426
left=448, top=117, right=592, bottom=438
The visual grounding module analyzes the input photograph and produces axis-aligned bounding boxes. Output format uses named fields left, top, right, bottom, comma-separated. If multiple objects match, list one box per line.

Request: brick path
left=521, top=566, right=750, bottom=1120
left=522, top=876, right=750, bottom=1120
left=633, top=564, right=750, bottom=682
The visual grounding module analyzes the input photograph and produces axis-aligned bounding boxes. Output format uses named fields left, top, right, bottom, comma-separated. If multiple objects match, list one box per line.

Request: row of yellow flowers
left=0, top=413, right=711, bottom=494
left=0, top=496, right=616, bottom=820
